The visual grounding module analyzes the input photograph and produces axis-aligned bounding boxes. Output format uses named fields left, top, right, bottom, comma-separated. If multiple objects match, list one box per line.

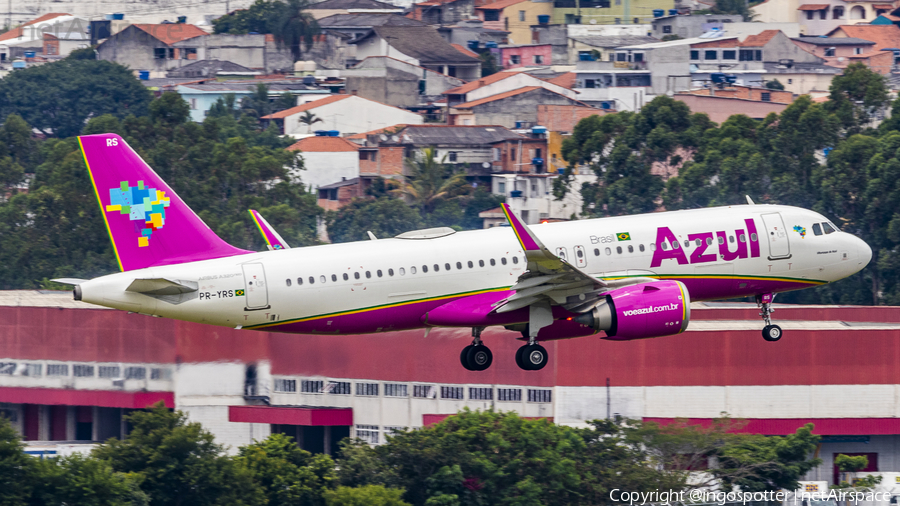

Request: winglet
left=249, top=209, right=290, bottom=250
left=501, top=203, right=545, bottom=252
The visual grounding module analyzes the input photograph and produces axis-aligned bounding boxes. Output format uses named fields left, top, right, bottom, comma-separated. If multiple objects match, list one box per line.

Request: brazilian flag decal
left=236, top=289, right=245, bottom=296
left=617, top=232, right=631, bottom=241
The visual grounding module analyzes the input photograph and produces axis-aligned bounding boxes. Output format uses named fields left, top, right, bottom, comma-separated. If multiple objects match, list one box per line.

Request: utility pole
left=606, top=377, right=610, bottom=419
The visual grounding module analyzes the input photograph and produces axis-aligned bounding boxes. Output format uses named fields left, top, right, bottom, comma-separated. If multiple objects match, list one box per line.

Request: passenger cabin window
left=309, top=276, right=315, bottom=284
left=490, top=259, right=496, bottom=266
left=813, top=223, right=822, bottom=236
left=343, top=273, right=349, bottom=280
left=639, top=244, right=645, bottom=252
left=501, top=258, right=507, bottom=265
left=331, top=274, right=337, bottom=282
left=594, top=248, right=600, bottom=256
left=286, top=279, right=291, bottom=286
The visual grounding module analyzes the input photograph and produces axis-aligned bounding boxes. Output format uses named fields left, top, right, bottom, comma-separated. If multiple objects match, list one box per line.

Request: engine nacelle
left=574, top=280, right=690, bottom=340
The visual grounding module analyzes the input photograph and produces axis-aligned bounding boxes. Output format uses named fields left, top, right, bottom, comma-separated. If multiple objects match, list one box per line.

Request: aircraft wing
left=249, top=209, right=290, bottom=250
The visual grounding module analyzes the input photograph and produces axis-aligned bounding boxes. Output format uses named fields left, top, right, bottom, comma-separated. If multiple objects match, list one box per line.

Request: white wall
left=294, top=151, right=360, bottom=191
left=465, top=71, right=579, bottom=102
left=284, top=96, right=423, bottom=136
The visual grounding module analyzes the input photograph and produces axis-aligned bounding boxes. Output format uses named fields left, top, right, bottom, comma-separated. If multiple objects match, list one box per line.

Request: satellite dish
left=380, top=134, right=388, bottom=140
left=391, top=135, right=400, bottom=142
left=482, top=162, right=491, bottom=168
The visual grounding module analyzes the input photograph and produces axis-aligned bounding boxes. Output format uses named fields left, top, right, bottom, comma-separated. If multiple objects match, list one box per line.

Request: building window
left=99, top=365, right=120, bottom=378
left=23, top=364, right=41, bottom=377
left=151, top=368, right=172, bottom=380
left=824, top=47, right=835, bottom=57
left=722, top=50, right=736, bottom=60
left=663, top=25, right=672, bottom=33
left=384, top=426, right=405, bottom=437
left=356, top=382, right=379, bottom=396
left=154, top=48, right=166, bottom=59
left=469, top=387, right=493, bottom=400
left=527, top=389, right=552, bottom=403
left=47, top=364, right=68, bottom=377
left=448, top=151, right=458, bottom=162
left=788, top=78, right=793, bottom=84
left=518, top=10, right=525, bottom=21
left=833, top=6, right=844, bottom=18
left=0, top=403, right=17, bottom=422
left=384, top=383, right=408, bottom=397
left=413, top=385, right=436, bottom=398
left=761, top=92, right=771, bottom=102
left=616, top=52, right=627, bottom=62
left=441, top=386, right=464, bottom=399
left=484, top=10, right=500, bottom=21
left=301, top=380, right=324, bottom=393
left=497, top=388, right=522, bottom=401
left=690, top=50, right=699, bottom=61
left=704, top=50, right=717, bottom=60
left=0, top=363, right=14, bottom=375
left=510, top=54, right=521, bottom=64
left=356, top=425, right=379, bottom=444
left=534, top=54, right=543, bottom=64
left=614, top=17, right=621, bottom=23
left=274, top=378, right=297, bottom=392
left=633, top=53, right=643, bottom=62
left=326, top=381, right=351, bottom=395
left=125, top=366, right=146, bottom=380
left=739, top=49, right=760, bottom=61
left=755, top=50, right=762, bottom=60
left=854, top=47, right=863, bottom=55
left=73, top=364, right=94, bottom=377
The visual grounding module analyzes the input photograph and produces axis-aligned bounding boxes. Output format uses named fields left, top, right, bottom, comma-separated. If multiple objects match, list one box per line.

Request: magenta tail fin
left=79, top=133, right=252, bottom=272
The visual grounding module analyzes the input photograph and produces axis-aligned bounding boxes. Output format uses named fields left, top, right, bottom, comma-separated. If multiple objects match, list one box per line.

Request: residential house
left=498, top=43, right=552, bottom=68
left=759, top=61, right=841, bottom=93
left=262, top=94, right=425, bottom=136
left=436, top=19, right=509, bottom=47
left=675, top=85, right=793, bottom=123
left=567, top=34, right=659, bottom=64
left=41, top=30, right=90, bottom=58
left=342, top=56, right=465, bottom=108
left=410, top=0, right=476, bottom=25
left=551, top=0, right=674, bottom=26
left=753, top=0, right=895, bottom=35
left=0, top=13, right=87, bottom=62
left=650, top=14, right=743, bottom=39
left=171, top=34, right=294, bottom=74
left=528, top=24, right=569, bottom=64
left=166, top=60, right=258, bottom=78
left=352, top=26, right=481, bottom=79
left=315, top=178, right=364, bottom=210
left=286, top=136, right=361, bottom=210
left=317, top=13, right=426, bottom=42
left=448, top=86, right=593, bottom=128
left=96, top=23, right=209, bottom=74
left=175, top=80, right=330, bottom=122
left=568, top=23, right=651, bottom=38
left=822, top=24, right=900, bottom=73
left=572, top=63, right=652, bottom=110
left=307, top=0, right=404, bottom=19
left=791, top=34, right=890, bottom=73
left=474, top=0, right=553, bottom=45
left=442, top=69, right=577, bottom=106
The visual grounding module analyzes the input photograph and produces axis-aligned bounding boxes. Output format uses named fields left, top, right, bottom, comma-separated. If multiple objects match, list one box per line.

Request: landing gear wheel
left=762, top=324, right=782, bottom=342
left=460, top=345, right=475, bottom=370
left=516, top=344, right=548, bottom=370
left=466, top=345, right=493, bottom=371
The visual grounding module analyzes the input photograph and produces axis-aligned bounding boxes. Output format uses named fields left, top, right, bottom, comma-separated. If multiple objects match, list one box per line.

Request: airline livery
left=56, top=134, right=873, bottom=371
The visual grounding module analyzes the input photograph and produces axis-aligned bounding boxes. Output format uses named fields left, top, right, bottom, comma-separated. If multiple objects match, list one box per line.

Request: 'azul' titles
left=650, top=219, right=760, bottom=268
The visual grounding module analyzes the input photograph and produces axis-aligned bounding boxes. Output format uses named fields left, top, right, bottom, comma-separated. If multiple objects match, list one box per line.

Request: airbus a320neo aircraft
left=56, top=134, right=873, bottom=371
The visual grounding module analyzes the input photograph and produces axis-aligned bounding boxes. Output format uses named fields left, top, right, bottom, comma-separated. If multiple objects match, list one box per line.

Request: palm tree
left=394, top=146, right=469, bottom=213
left=298, top=111, right=323, bottom=133
left=268, top=0, right=320, bottom=62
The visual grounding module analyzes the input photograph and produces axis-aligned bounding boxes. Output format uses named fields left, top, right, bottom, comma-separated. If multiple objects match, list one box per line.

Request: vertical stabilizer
left=249, top=209, right=291, bottom=250
left=79, top=133, right=252, bottom=272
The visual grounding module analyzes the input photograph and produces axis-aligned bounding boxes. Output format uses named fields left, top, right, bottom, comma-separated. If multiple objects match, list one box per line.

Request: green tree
left=274, top=91, right=297, bottom=113
left=326, top=197, right=425, bottom=243
left=213, top=0, right=320, bottom=61
left=0, top=416, right=36, bottom=505
left=478, top=52, right=500, bottom=77
left=827, top=62, right=889, bottom=132
left=834, top=454, right=869, bottom=487
left=715, top=423, right=821, bottom=492
left=237, top=433, right=336, bottom=506
left=242, top=83, right=273, bottom=120
left=395, top=147, right=469, bottom=214
left=0, top=59, right=153, bottom=138
left=299, top=111, right=323, bottom=133
left=66, top=45, right=98, bottom=60
left=766, top=79, right=785, bottom=90
left=323, top=485, right=411, bottom=506
left=33, top=453, right=149, bottom=506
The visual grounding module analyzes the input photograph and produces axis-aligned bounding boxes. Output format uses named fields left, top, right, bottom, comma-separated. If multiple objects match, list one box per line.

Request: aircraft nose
left=857, top=236, right=873, bottom=268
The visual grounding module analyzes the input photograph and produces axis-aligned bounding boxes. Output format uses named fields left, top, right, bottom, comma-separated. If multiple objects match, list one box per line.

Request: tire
left=523, top=344, right=548, bottom=371
left=762, top=325, right=782, bottom=342
left=467, top=345, right=493, bottom=371
left=460, top=345, right=474, bottom=370
left=515, top=345, right=528, bottom=370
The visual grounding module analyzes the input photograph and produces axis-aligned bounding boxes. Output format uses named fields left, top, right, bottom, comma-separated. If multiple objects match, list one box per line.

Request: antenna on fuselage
left=367, top=231, right=377, bottom=240
left=746, top=195, right=756, bottom=205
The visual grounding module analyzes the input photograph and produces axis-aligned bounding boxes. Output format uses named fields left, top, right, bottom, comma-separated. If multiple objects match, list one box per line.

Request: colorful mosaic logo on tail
left=105, top=180, right=171, bottom=247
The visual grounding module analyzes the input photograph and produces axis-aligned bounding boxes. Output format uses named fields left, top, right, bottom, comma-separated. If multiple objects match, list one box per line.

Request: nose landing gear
left=757, top=293, right=782, bottom=342
left=460, top=327, right=493, bottom=371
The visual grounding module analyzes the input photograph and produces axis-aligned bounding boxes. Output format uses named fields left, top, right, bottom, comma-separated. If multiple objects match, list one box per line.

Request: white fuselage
left=78, top=204, right=871, bottom=334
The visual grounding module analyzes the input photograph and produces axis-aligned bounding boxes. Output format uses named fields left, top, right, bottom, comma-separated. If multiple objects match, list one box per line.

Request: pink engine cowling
left=574, top=280, right=690, bottom=340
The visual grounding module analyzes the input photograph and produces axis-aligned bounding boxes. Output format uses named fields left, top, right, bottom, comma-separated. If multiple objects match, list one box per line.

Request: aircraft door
left=574, top=245, right=587, bottom=267
left=761, top=213, right=791, bottom=259
left=242, top=263, right=270, bottom=310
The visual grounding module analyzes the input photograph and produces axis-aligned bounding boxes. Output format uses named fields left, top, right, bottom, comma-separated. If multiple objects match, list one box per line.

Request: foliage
left=93, top=404, right=264, bottom=506
left=326, top=197, right=425, bottom=242
left=0, top=416, right=35, bottom=506
left=478, top=52, right=500, bottom=77
left=32, top=453, right=149, bottom=506
left=714, top=423, right=821, bottom=492
left=299, top=111, right=323, bottom=132
left=323, top=485, right=411, bottom=506
left=0, top=59, right=153, bottom=138
left=395, top=147, right=469, bottom=214
left=765, top=79, right=785, bottom=90
left=827, top=63, right=889, bottom=133
left=65, top=45, right=98, bottom=60
left=213, top=0, right=320, bottom=61
left=237, top=433, right=337, bottom=506
left=242, top=83, right=274, bottom=120
left=709, top=0, right=753, bottom=18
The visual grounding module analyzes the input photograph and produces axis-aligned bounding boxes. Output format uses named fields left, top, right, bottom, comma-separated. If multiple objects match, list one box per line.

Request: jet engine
left=574, top=280, right=690, bottom=340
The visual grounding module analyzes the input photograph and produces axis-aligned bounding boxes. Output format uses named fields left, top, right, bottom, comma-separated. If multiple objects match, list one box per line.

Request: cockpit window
left=812, top=223, right=822, bottom=236
left=828, top=221, right=840, bottom=232
left=822, top=222, right=836, bottom=234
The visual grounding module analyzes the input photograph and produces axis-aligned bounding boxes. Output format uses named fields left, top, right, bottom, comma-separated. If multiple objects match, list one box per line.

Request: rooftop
left=310, top=0, right=401, bottom=9
left=451, top=43, right=479, bottom=58
left=793, top=36, right=876, bottom=46
left=167, top=60, right=256, bottom=78
left=569, top=35, right=660, bottom=48
left=371, top=26, right=480, bottom=64
left=262, top=95, right=350, bottom=118
left=740, top=29, right=780, bottom=47
left=826, top=24, right=900, bottom=52
left=318, top=13, right=426, bottom=27
left=475, top=0, right=527, bottom=10
left=454, top=86, right=587, bottom=108
left=288, top=136, right=360, bottom=152
left=367, top=124, right=524, bottom=145
left=132, top=23, right=208, bottom=45
left=442, top=70, right=522, bottom=95
left=545, top=71, right=576, bottom=89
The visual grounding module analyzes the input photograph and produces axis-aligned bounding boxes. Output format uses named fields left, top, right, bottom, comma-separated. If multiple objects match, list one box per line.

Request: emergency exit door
left=761, top=213, right=791, bottom=259
left=242, top=263, right=270, bottom=310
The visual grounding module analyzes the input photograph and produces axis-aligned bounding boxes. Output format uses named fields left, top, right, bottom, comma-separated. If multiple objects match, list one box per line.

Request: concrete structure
left=552, top=0, right=673, bottom=26
left=567, top=34, right=659, bottom=64
left=752, top=0, right=895, bottom=35
left=823, top=24, right=900, bottom=74
left=171, top=34, right=294, bottom=74
left=317, top=13, right=426, bottom=42
left=409, top=0, right=476, bottom=25
left=0, top=13, right=89, bottom=62
left=261, top=94, right=424, bottom=136
left=352, top=26, right=481, bottom=80
left=342, top=56, right=465, bottom=107
left=436, top=19, right=510, bottom=48
left=175, top=81, right=330, bottom=123
left=572, top=61, right=654, bottom=110
left=11, top=290, right=900, bottom=482
left=674, top=88, right=792, bottom=123
left=792, top=34, right=892, bottom=73
left=96, top=23, right=209, bottom=73
left=527, top=24, right=569, bottom=64
left=498, top=43, right=553, bottom=68
left=650, top=13, right=743, bottom=40
left=567, top=23, right=651, bottom=37
left=449, top=86, right=592, bottom=128
left=287, top=136, right=361, bottom=195
left=308, top=0, right=404, bottom=19
left=474, top=0, right=553, bottom=45
left=442, top=69, right=578, bottom=106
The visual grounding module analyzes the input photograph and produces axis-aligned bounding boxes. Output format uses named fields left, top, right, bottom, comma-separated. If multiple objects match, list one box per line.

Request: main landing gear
left=516, top=342, right=548, bottom=371
left=460, top=327, right=493, bottom=371
left=757, top=293, right=782, bottom=342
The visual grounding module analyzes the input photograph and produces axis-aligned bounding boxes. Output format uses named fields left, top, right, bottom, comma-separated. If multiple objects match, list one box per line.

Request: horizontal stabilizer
left=126, top=278, right=198, bottom=296
left=51, top=278, right=88, bottom=286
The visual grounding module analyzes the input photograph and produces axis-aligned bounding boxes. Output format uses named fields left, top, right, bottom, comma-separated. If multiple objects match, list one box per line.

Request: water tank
left=104, top=13, right=114, bottom=20
left=538, top=14, right=550, bottom=24
left=327, top=130, right=340, bottom=137
left=710, top=72, right=726, bottom=83
left=314, top=130, right=328, bottom=136
left=668, top=9, right=678, bottom=15
left=112, top=12, right=124, bottom=20
left=302, top=76, right=316, bottom=85
left=177, top=15, right=187, bottom=23
left=485, top=41, right=498, bottom=48
left=531, top=126, right=547, bottom=134
left=510, top=190, right=523, bottom=198
left=12, top=60, right=25, bottom=69
left=138, top=70, right=150, bottom=80
left=23, top=51, right=35, bottom=58
left=467, top=40, right=479, bottom=50
left=600, top=102, right=611, bottom=110
left=653, top=9, right=664, bottom=17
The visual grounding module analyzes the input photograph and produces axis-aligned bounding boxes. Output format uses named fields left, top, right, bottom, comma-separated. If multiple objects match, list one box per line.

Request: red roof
left=454, top=85, right=585, bottom=108
left=133, top=23, right=207, bottom=45
left=287, top=136, right=360, bottom=152
left=24, top=13, right=71, bottom=26
left=874, top=3, right=895, bottom=9
left=476, top=0, right=527, bottom=9
left=451, top=43, right=479, bottom=58
left=546, top=72, right=576, bottom=89
left=262, top=95, right=350, bottom=119
left=0, top=27, right=24, bottom=42
left=797, top=3, right=828, bottom=9
left=827, top=24, right=900, bottom=52
left=442, top=70, right=520, bottom=95
left=740, top=30, right=780, bottom=47
left=346, top=124, right=409, bottom=139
